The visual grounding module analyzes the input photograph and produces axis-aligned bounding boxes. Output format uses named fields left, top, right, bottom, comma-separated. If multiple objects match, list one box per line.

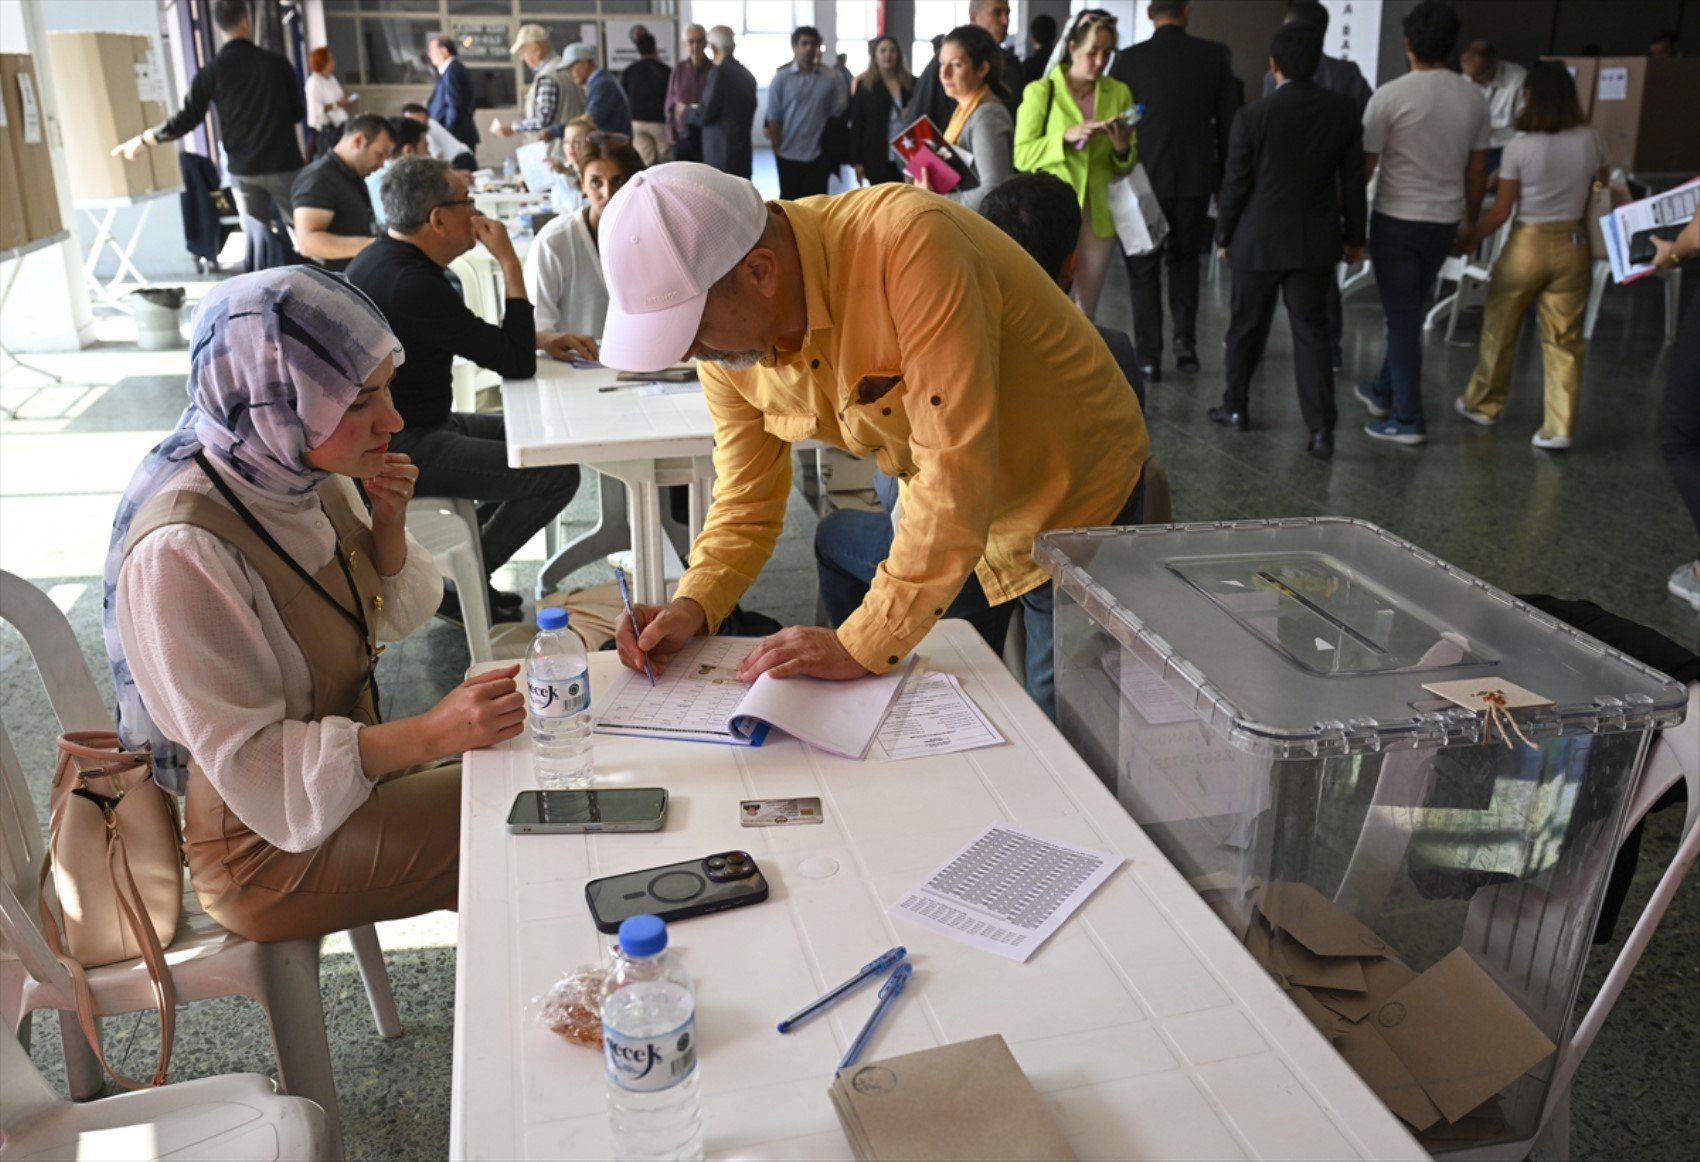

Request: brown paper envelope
left=1312, top=986, right=1375, bottom=1023
left=1320, top=955, right=1420, bottom=1022
left=1242, top=914, right=1287, bottom=991
left=829, top=1034, right=1076, bottom=1161
left=1336, top=1022, right=1445, bottom=1131
left=1254, top=881, right=1393, bottom=959
left=1371, top=949, right=1557, bottom=1124
left=1288, top=986, right=1347, bottom=1041
left=1271, top=936, right=1368, bottom=992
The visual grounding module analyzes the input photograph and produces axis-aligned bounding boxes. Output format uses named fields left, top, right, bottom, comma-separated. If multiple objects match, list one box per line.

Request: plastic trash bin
left=130, top=286, right=185, bottom=350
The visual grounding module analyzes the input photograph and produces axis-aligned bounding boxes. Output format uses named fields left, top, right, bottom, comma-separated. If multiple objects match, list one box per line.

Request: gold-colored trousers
left=1461, top=220, right=1590, bottom=438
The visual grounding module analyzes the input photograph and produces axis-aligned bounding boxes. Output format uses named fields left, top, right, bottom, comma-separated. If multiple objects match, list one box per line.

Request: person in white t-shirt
left=1354, top=0, right=1490, bottom=446
left=523, top=137, right=645, bottom=334
left=304, top=46, right=353, bottom=155
left=401, top=102, right=476, bottom=170
left=1461, top=41, right=1527, bottom=165
left=1454, top=63, right=1604, bottom=450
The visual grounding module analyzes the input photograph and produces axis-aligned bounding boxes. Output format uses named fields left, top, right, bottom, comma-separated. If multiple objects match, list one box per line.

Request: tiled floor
left=1, top=247, right=1694, bottom=1160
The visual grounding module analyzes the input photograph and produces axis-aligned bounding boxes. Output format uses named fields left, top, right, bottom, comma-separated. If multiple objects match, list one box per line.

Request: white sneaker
left=1531, top=432, right=1572, bottom=450
left=1454, top=396, right=1496, bottom=426
left=1670, top=562, right=1700, bottom=611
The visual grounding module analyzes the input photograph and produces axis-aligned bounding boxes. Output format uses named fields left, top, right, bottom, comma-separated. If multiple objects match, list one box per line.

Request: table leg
left=627, top=473, right=667, bottom=605
left=110, top=200, right=156, bottom=294
left=534, top=469, right=631, bottom=597
left=0, top=257, right=63, bottom=415
left=80, top=206, right=121, bottom=306
left=687, top=454, right=714, bottom=543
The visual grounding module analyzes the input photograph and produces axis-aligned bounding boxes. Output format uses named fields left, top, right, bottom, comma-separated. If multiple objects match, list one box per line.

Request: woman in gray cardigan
left=925, top=24, right=1015, bottom=215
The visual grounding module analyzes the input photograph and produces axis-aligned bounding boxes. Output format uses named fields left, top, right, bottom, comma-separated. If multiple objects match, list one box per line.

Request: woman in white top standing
left=1455, top=62, right=1603, bottom=449
left=304, top=47, right=353, bottom=155
left=107, top=268, right=524, bottom=942
left=524, top=137, right=645, bottom=335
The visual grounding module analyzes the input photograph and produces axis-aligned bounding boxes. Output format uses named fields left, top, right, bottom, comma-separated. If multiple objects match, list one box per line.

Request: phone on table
left=506, top=788, right=668, bottom=835
left=585, top=851, right=770, bottom=933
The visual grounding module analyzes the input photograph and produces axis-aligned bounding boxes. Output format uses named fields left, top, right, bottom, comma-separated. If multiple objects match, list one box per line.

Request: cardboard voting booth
left=1038, top=518, right=1687, bottom=1151
left=48, top=31, right=181, bottom=200
left=0, top=53, right=63, bottom=250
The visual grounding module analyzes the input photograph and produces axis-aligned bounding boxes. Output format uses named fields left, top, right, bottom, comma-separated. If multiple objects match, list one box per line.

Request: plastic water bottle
left=602, top=916, right=703, bottom=1161
left=503, top=151, right=518, bottom=182
left=526, top=607, right=593, bottom=788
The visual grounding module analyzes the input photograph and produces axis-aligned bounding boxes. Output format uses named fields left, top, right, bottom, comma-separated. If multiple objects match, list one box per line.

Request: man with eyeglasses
left=345, top=157, right=597, bottom=623
left=665, top=24, right=713, bottom=163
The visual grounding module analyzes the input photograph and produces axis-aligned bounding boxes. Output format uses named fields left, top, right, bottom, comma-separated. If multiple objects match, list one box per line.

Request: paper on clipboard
left=514, top=140, right=554, bottom=193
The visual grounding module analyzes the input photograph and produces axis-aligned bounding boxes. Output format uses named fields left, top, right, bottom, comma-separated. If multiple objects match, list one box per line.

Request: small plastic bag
left=533, top=965, right=608, bottom=1048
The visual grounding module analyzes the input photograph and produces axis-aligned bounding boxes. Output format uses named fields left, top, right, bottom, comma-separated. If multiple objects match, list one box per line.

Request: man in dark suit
left=1210, top=24, right=1365, bottom=460
left=1111, top=0, right=1241, bottom=381
left=684, top=26, right=759, bottom=179
left=426, top=35, right=479, bottom=154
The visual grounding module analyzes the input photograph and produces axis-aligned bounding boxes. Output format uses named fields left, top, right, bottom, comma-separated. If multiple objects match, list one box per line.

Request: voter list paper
left=889, top=823, right=1123, bottom=962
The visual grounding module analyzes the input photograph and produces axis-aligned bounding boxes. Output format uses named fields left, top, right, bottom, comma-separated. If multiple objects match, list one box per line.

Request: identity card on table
left=594, top=636, right=914, bottom=759
left=889, top=823, right=1123, bottom=962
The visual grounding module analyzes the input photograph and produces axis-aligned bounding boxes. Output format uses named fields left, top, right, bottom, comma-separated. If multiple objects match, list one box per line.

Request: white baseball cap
left=598, top=162, right=768, bottom=373
left=510, top=24, right=548, bottom=54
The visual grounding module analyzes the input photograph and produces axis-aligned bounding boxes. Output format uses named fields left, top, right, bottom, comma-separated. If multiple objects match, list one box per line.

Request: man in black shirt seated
left=291, top=113, right=394, bottom=272
left=346, top=156, right=596, bottom=622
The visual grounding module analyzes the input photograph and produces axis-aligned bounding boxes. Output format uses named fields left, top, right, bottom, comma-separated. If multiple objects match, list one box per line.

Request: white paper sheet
left=594, top=636, right=913, bottom=758
left=514, top=140, right=554, bottom=193
left=1602, top=176, right=1700, bottom=284
left=871, top=671, right=1004, bottom=761
left=889, top=823, right=1123, bottom=962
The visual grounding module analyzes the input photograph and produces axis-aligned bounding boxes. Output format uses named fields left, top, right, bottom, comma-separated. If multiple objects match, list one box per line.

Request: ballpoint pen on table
left=837, top=962, right=912, bottom=1073
left=776, top=946, right=907, bottom=1034
left=613, top=565, right=656, bottom=686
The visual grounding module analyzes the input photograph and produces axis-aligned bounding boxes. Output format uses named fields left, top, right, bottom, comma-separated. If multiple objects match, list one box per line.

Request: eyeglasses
left=433, top=198, right=475, bottom=212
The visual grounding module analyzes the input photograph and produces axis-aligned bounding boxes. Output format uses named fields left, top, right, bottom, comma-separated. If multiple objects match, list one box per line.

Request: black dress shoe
left=1208, top=406, right=1250, bottom=431
left=489, top=586, right=525, bottom=612
left=1308, top=430, right=1335, bottom=460
left=1139, top=362, right=1161, bottom=384
left=1174, top=340, right=1200, bottom=374
left=437, top=588, right=525, bottom=627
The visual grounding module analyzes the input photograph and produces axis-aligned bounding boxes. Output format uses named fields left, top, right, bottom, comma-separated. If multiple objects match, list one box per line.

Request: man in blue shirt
left=564, top=43, right=633, bottom=138
left=763, top=26, right=848, bottom=199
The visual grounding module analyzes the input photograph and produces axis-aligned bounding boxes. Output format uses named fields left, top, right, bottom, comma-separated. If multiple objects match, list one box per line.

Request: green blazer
left=1013, top=71, right=1138, bottom=238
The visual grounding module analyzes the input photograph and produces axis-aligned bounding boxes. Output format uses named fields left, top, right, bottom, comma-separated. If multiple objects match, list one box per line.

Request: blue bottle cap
left=536, top=607, right=569, bottom=631
left=618, top=914, right=668, bottom=957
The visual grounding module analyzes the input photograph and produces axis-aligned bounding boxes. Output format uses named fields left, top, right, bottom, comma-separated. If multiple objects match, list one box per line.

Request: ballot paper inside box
left=1036, top=519, right=1688, bottom=1151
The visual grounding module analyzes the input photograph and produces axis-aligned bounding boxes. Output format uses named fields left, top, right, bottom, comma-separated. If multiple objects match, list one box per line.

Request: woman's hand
left=1651, top=234, right=1681, bottom=270
left=1103, top=117, right=1132, bottom=157
left=364, top=452, right=417, bottom=529
left=542, top=332, right=599, bottom=362
left=914, top=165, right=934, bottom=192
left=424, top=665, right=527, bottom=755
left=1063, top=120, right=1099, bottom=147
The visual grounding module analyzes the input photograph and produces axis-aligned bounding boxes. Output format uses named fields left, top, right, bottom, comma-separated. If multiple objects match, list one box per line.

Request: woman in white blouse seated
left=916, top=23, right=1016, bottom=214
left=524, top=137, right=646, bottom=335
left=105, top=268, right=524, bottom=943
left=304, top=47, right=353, bottom=156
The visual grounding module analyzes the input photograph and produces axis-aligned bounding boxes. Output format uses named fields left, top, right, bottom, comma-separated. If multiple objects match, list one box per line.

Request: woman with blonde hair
left=1013, top=10, right=1136, bottom=319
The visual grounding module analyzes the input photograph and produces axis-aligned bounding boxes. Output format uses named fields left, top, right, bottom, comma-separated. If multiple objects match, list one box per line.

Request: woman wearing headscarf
left=104, top=268, right=525, bottom=943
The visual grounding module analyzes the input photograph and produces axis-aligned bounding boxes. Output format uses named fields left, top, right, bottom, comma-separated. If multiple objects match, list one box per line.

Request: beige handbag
left=38, top=730, right=183, bottom=1088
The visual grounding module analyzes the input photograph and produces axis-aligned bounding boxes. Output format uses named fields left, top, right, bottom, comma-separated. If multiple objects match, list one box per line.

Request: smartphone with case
left=585, top=850, right=769, bottom=933
left=506, top=788, right=667, bottom=835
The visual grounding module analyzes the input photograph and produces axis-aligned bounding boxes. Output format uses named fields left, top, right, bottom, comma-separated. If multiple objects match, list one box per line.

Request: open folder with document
left=594, top=636, right=914, bottom=759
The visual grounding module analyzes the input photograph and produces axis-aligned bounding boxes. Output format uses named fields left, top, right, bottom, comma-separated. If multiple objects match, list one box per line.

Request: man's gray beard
left=697, top=347, right=768, bottom=370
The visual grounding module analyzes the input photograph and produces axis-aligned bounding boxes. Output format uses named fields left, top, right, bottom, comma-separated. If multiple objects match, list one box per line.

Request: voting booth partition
left=1038, top=518, right=1686, bottom=1153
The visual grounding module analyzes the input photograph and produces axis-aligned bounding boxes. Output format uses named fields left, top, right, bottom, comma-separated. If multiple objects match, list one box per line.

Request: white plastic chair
left=406, top=497, right=493, bottom=663
left=1425, top=214, right=1516, bottom=340
left=1, top=1020, right=326, bottom=1160
left=446, top=253, right=505, bottom=413
left=1583, top=260, right=1683, bottom=344
left=0, top=571, right=402, bottom=1161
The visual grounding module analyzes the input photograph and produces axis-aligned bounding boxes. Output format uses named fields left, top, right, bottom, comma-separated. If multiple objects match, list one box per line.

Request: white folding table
left=502, top=362, right=719, bottom=603
left=74, top=189, right=179, bottom=308
left=450, top=621, right=1424, bottom=1160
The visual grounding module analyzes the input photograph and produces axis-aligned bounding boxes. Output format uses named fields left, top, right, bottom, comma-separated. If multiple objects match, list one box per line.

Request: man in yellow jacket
left=598, top=163, right=1148, bottom=716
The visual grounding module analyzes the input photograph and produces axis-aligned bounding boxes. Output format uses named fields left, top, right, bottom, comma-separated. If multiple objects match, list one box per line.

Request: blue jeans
left=1368, top=212, right=1459, bottom=428
left=813, top=480, right=1144, bottom=720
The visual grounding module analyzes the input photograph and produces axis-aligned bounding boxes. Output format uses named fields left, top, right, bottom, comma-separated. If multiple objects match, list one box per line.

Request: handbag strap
left=37, top=743, right=178, bottom=1090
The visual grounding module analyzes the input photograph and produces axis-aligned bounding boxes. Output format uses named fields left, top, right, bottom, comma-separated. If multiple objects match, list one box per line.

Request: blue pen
left=777, top=946, right=907, bottom=1034
left=612, top=565, right=655, bottom=686
left=838, top=963, right=913, bottom=1072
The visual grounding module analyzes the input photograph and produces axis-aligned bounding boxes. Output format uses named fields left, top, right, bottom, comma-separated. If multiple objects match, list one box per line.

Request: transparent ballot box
left=1036, top=518, right=1687, bottom=1151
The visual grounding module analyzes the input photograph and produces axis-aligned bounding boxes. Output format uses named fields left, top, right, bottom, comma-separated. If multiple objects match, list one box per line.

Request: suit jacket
left=686, top=57, right=758, bottom=178
left=848, top=77, right=910, bottom=179
left=1215, top=79, right=1366, bottom=271
left=1109, top=24, right=1240, bottom=199
left=429, top=58, right=478, bottom=150
left=1261, top=53, right=1372, bottom=112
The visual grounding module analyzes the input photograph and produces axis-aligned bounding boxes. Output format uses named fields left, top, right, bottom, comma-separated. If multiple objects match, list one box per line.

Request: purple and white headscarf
left=101, top=267, right=402, bottom=793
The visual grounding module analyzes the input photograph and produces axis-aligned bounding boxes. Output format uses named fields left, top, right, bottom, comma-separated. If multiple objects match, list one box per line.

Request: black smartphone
left=585, top=851, right=770, bottom=933
left=506, top=788, right=668, bottom=835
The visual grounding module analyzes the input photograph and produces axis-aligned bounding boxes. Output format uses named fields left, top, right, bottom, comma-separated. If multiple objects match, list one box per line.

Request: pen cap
left=537, top=607, right=569, bottom=631
left=617, top=914, right=668, bottom=958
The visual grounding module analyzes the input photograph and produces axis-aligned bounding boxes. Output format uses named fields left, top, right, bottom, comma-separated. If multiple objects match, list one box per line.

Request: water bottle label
left=604, top=1016, right=697, bottom=1093
left=528, top=675, right=589, bottom=719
